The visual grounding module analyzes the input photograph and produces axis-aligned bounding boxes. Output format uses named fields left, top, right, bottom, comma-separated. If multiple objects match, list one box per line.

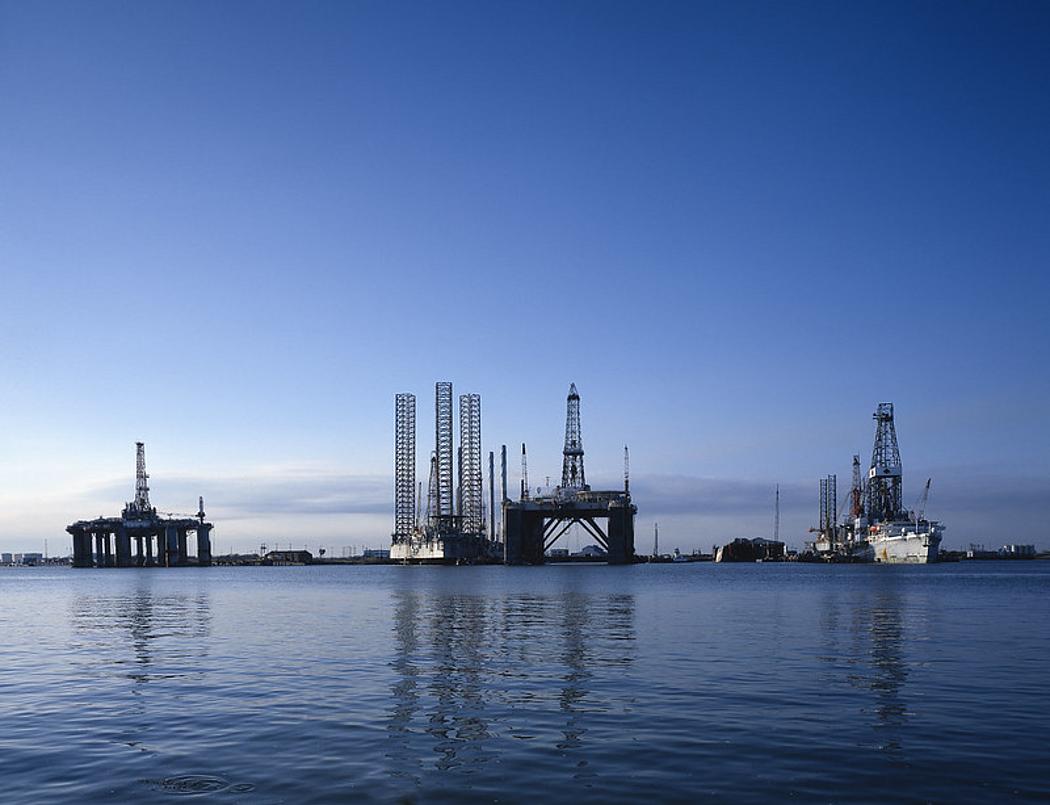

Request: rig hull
left=871, top=522, right=943, bottom=563
left=390, top=529, right=492, bottom=563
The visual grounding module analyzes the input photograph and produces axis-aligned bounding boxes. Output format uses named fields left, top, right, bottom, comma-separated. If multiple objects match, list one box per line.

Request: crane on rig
left=913, top=478, right=932, bottom=521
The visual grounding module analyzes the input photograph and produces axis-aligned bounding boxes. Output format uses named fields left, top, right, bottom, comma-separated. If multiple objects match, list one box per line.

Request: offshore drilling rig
left=67, top=442, right=213, bottom=568
left=390, top=382, right=495, bottom=562
left=502, top=384, right=637, bottom=564
left=808, top=402, right=944, bottom=563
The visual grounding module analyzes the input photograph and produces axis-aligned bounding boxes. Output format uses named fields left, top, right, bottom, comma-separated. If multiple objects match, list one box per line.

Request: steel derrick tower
left=393, top=393, right=416, bottom=541
left=867, top=402, right=904, bottom=522
left=459, top=394, right=483, bottom=535
left=819, top=474, right=838, bottom=544
left=130, top=441, right=153, bottom=515
left=435, top=382, right=455, bottom=521
left=560, top=383, right=588, bottom=491
left=849, top=454, right=864, bottom=519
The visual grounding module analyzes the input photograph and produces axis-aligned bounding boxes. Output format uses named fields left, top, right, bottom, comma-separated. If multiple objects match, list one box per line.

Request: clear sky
left=2, top=1, right=1048, bottom=555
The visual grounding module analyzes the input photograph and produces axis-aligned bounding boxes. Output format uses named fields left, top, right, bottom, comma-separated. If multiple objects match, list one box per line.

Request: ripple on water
left=146, top=775, right=255, bottom=795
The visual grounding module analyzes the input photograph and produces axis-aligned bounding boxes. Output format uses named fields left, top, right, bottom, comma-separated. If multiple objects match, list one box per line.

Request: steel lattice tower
left=560, top=383, right=587, bottom=490
left=849, top=454, right=864, bottom=519
left=133, top=441, right=151, bottom=513
left=394, top=393, right=416, bottom=541
left=435, top=382, right=455, bottom=520
left=867, top=402, right=903, bottom=522
left=459, top=394, right=483, bottom=534
left=819, top=474, right=837, bottom=543
left=426, top=451, right=438, bottom=524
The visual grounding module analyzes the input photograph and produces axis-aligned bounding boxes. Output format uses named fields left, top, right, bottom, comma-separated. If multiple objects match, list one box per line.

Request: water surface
left=2, top=562, right=1048, bottom=802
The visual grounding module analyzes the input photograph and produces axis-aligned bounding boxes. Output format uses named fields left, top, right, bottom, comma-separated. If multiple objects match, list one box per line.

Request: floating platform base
left=502, top=490, right=636, bottom=565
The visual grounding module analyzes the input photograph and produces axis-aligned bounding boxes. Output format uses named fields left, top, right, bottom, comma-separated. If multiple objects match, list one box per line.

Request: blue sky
left=2, top=1, right=1048, bottom=554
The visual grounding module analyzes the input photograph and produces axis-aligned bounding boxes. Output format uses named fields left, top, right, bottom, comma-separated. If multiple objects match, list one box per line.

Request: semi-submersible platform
left=391, top=383, right=637, bottom=564
left=66, top=442, right=213, bottom=568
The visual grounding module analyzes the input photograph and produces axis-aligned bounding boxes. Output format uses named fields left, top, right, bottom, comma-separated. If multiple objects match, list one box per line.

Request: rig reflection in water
left=385, top=586, right=636, bottom=782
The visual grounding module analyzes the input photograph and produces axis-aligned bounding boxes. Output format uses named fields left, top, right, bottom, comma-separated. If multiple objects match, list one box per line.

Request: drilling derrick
left=560, top=383, right=588, bottom=491
left=459, top=393, right=483, bottom=535
left=849, top=454, right=864, bottom=519
left=426, top=452, right=438, bottom=525
left=867, top=402, right=903, bottom=522
left=393, top=393, right=416, bottom=542
left=131, top=441, right=153, bottom=516
left=435, top=382, right=455, bottom=525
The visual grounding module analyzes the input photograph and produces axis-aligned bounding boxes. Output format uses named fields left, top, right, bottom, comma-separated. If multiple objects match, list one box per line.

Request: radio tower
left=560, top=383, right=587, bottom=490
left=867, top=403, right=903, bottom=522
left=132, top=442, right=152, bottom=515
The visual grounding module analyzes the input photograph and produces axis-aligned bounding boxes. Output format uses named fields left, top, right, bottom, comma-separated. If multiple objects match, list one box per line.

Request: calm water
left=1, top=562, right=1048, bottom=803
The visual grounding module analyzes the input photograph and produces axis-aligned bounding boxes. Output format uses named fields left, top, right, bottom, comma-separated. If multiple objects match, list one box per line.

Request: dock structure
left=66, top=442, right=213, bottom=568
left=502, top=384, right=637, bottom=565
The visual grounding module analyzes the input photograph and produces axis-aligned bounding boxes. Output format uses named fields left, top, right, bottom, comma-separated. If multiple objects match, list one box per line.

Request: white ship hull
left=390, top=528, right=491, bottom=563
left=871, top=521, right=943, bottom=564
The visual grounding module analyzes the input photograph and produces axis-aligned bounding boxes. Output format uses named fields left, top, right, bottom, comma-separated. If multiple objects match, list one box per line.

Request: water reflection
left=823, top=574, right=909, bottom=754
left=69, top=578, right=212, bottom=687
left=386, top=586, right=635, bottom=779
left=866, top=583, right=908, bottom=748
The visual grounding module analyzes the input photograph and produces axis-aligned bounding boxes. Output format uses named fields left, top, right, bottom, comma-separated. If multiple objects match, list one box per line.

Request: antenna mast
left=774, top=485, right=780, bottom=543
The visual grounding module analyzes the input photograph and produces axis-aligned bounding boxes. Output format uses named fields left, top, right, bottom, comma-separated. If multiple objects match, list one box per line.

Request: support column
left=95, top=533, right=105, bottom=568
left=197, top=524, right=212, bottom=567
left=135, top=536, right=144, bottom=567
left=115, top=526, right=132, bottom=568
left=72, top=530, right=91, bottom=568
left=177, top=528, right=188, bottom=565
left=522, top=512, right=546, bottom=565
left=503, top=505, right=546, bottom=565
left=164, top=524, right=179, bottom=567
left=606, top=503, right=636, bottom=565
left=145, top=533, right=155, bottom=567
left=503, top=503, right=522, bottom=564
left=103, top=533, right=113, bottom=567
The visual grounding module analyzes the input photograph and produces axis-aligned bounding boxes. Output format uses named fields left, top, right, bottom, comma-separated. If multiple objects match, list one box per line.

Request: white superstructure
left=869, top=519, right=944, bottom=563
